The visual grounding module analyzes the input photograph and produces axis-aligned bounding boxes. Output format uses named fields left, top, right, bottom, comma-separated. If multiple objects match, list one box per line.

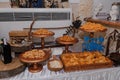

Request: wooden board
left=0, top=57, right=26, bottom=79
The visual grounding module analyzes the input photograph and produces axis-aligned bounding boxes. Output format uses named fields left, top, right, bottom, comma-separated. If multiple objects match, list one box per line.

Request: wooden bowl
left=47, top=55, right=63, bottom=71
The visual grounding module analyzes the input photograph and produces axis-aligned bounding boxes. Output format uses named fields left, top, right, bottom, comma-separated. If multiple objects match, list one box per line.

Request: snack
left=48, top=55, right=63, bottom=71
left=22, top=49, right=45, bottom=59
left=33, top=28, right=53, bottom=35
left=61, top=51, right=113, bottom=72
left=49, top=60, right=63, bottom=68
left=59, top=35, right=75, bottom=42
left=80, top=22, right=107, bottom=32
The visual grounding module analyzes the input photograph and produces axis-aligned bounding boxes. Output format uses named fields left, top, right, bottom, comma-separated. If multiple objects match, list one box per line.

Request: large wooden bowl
left=19, top=49, right=51, bottom=73
left=19, top=50, right=51, bottom=63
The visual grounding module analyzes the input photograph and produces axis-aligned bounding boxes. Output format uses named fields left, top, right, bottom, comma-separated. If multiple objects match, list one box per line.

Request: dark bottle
left=1, top=38, right=12, bottom=64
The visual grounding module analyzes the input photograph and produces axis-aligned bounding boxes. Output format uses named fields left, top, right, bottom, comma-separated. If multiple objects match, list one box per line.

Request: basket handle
left=28, top=18, right=36, bottom=41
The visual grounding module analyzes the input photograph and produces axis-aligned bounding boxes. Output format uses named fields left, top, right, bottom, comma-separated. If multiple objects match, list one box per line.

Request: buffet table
left=1, top=65, right=120, bottom=80
left=1, top=19, right=119, bottom=80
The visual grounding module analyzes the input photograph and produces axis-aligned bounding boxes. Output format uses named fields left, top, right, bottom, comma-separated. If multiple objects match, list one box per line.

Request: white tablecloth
left=1, top=65, right=120, bottom=80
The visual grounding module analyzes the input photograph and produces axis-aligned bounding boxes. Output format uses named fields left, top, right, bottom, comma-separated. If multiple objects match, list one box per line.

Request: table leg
left=90, top=32, right=94, bottom=38
left=63, top=45, right=71, bottom=54
left=29, top=63, right=43, bottom=73
left=65, top=45, right=69, bottom=53
left=41, top=37, right=45, bottom=49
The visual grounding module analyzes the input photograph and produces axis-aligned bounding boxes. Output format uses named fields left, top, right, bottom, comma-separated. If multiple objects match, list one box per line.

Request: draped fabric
left=2, top=66, right=120, bottom=80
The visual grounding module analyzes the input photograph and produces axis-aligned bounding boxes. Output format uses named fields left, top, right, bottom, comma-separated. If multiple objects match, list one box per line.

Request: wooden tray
left=60, top=52, right=113, bottom=72
left=0, top=58, right=26, bottom=79
left=63, top=62, right=113, bottom=72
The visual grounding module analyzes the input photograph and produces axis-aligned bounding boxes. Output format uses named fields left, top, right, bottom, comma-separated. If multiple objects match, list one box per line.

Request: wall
left=70, top=0, right=93, bottom=21
left=71, top=0, right=119, bottom=21
left=0, top=0, right=119, bottom=20
left=93, top=0, right=120, bottom=13
left=0, top=21, right=70, bottom=40
left=0, top=0, right=10, bottom=7
left=0, top=8, right=72, bottom=40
